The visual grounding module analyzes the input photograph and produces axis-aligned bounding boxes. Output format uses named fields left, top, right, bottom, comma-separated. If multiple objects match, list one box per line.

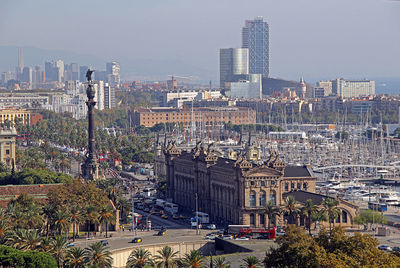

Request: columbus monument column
left=82, top=69, right=99, bottom=180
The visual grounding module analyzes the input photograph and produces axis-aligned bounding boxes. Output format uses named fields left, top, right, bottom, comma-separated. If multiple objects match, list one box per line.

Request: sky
left=0, top=0, right=399, bottom=82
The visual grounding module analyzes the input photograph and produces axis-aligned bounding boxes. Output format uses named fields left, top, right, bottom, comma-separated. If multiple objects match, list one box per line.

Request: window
left=5, top=150, right=10, bottom=155
left=303, top=183, right=307, bottom=191
left=342, top=210, right=348, bottom=223
left=250, top=181, right=255, bottom=186
left=249, top=192, right=256, bottom=207
left=285, top=183, right=289, bottom=191
left=259, top=192, right=266, bottom=207
left=250, top=214, right=255, bottom=225
left=291, top=183, right=295, bottom=190
left=260, top=181, right=265, bottom=187
left=271, top=180, right=275, bottom=185
left=270, top=191, right=276, bottom=205
left=260, top=214, right=265, bottom=225
left=297, top=183, right=301, bottom=189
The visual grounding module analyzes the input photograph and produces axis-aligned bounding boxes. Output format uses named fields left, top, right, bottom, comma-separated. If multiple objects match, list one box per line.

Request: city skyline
left=0, top=0, right=399, bottom=82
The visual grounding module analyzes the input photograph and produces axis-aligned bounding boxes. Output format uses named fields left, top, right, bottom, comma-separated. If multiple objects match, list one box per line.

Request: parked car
left=66, top=242, right=75, bottom=248
left=130, top=237, right=143, bottom=243
left=222, top=235, right=233, bottom=240
left=276, top=231, right=286, bottom=236
left=235, top=236, right=250, bottom=241
left=204, top=234, right=216, bottom=240
left=392, top=246, right=400, bottom=252
left=100, top=240, right=109, bottom=246
left=378, top=245, right=392, bottom=251
left=206, top=224, right=216, bottom=230
left=161, top=214, right=169, bottom=219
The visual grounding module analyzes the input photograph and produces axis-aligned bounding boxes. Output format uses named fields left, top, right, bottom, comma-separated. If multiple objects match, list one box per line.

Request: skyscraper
left=219, top=48, right=249, bottom=88
left=18, top=48, right=24, bottom=74
left=55, top=60, right=64, bottom=83
left=104, top=83, right=116, bottom=109
left=242, top=16, right=270, bottom=78
left=80, top=66, right=89, bottom=82
left=106, top=62, right=120, bottom=87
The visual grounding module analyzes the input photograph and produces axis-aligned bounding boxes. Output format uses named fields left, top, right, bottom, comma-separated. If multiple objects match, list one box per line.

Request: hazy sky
left=1, top=0, right=399, bottom=81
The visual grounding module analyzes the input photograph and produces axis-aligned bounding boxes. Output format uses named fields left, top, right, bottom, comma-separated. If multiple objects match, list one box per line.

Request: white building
left=94, top=81, right=105, bottom=110
left=229, top=74, right=262, bottom=99
left=332, top=79, right=375, bottom=98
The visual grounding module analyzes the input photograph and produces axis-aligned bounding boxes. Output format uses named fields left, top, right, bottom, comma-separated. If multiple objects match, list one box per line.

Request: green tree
left=65, top=247, right=86, bottom=268
left=263, top=201, right=280, bottom=228
left=83, top=206, right=99, bottom=239
left=126, top=248, right=153, bottom=268
left=213, top=256, right=230, bottom=268
left=99, top=206, right=115, bottom=238
left=6, top=229, right=42, bottom=251
left=50, top=236, right=67, bottom=268
left=153, top=246, right=178, bottom=268
left=301, top=199, right=318, bottom=235
left=69, top=206, right=82, bottom=242
left=283, top=196, right=301, bottom=225
left=84, top=242, right=113, bottom=268
left=181, top=250, right=205, bottom=268
left=322, top=198, right=340, bottom=231
left=354, top=209, right=387, bottom=225
left=54, top=210, right=70, bottom=236
left=242, top=256, right=261, bottom=268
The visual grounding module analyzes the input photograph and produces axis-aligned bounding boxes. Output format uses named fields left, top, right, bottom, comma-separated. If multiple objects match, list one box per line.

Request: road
left=73, top=228, right=208, bottom=250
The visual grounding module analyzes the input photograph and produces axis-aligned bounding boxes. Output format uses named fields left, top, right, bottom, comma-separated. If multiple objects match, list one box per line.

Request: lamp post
left=195, top=193, right=199, bottom=235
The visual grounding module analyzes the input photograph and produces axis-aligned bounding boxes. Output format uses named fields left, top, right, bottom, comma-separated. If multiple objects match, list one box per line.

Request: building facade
left=242, top=17, right=270, bottom=78
left=164, top=143, right=316, bottom=227
left=133, top=107, right=256, bottom=127
left=0, top=128, right=17, bottom=170
left=164, top=142, right=358, bottom=228
left=332, top=79, right=375, bottom=98
left=220, top=48, right=249, bottom=88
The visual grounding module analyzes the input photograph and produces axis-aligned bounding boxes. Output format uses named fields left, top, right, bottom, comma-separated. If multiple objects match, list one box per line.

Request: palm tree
left=283, top=196, right=301, bottom=225
left=311, top=209, right=327, bottom=231
left=54, top=210, right=70, bottom=236
left=84, top=242, right=113, bottom=268
left=51, top=236, right=67, bottom=268
left=0, top=219, right=10, bottom=243
left=83, top=206, right=99, bottom=238
left=301, top=199, right=318, bottom=235
left=263, top=201, right=281, bottom=228
left=213, top=256, right=230, bottom=268
left=98, top=206, right=115, bottom=238
left=7, top=229, right=42, bottom=250
left=69, top=207, right=81, bottom=241
left=154, top=246, right=178, bottom=268
left=181, top=250, right=205, bottom=268
left=322, top=198, right=340, bottom=231
left=42, top=203, right=56, bottom=236
left=65, top=247, right=86, bottom=268
left=126, top=248, right=153, bottom=268
left=242, top=256, right=261, bottom=268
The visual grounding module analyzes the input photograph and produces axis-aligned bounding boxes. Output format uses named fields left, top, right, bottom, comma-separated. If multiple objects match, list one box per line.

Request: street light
left=195, top=193, right=199, bottom=235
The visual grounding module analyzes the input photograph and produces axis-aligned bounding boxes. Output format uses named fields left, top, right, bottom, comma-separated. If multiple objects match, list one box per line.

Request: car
left=392, top=246, right=400, bottom=252
left=235, top=236, right=250, bottom=241
left=130, top=237, right=143, bottom=243
left=179, top=215, right=187, bottom=220
left=378, top=245, right=392, bottom=251
left=100, top=240, right=109, bottom=246
left=206, top=224, right=216, bottom=230
left=161, top=214, right=169, bottom=219
left=66, top=242, right=75, bottom=248
left=257, top=235, right=270, bottom=240
left=222, top=235, right=233, bottom=240
left=156, top=230, right=166, bottom=236
left=276, top=231, right=286, bottom=236
left=144, top=207, right=150, bottom=212
left=204, top=234, right=217, bottom=240
left=172, top=214, right=180, bottom=220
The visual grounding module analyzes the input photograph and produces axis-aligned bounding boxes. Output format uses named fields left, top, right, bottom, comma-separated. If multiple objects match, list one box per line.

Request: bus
left=368, top=202, right=387, bottom=212
left=164, top=202, right=179, bottom=214
left=191, top=212, right=209, bottom=225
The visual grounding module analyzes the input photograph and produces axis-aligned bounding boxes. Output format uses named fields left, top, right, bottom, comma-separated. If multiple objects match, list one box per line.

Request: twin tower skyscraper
left=220, top=17, right=270, bottom=91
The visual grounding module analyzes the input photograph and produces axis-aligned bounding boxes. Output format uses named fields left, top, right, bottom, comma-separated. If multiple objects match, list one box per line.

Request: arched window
left=259, top=191, right=266, bottom=207
left=250, top=213, right=255, bottom=225
left=269, top=190, right=276, bottom=205
left=249, top=191, right=256, bottom=207
left=342, top=210, right=348, bottom=223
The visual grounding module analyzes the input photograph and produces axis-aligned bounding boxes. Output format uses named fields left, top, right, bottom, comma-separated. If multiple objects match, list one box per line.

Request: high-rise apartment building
left=106, top=62, right=120, bottom=87
left=94, top=81, right=105, bottom=110
left=220, top=48, right=249, bottom=88
left=332, top=79, right=375, bottom=98
left=55, top=60, right=64, bottom=83
left=21, top=67, right=33, bottom=87
left=18, top=48, right=24, bottom=75
left=104, top=83, right=116, bottom=109
left=79, top=66, right=89, bottom=82
left=242, top=16, right=270, bottom=78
